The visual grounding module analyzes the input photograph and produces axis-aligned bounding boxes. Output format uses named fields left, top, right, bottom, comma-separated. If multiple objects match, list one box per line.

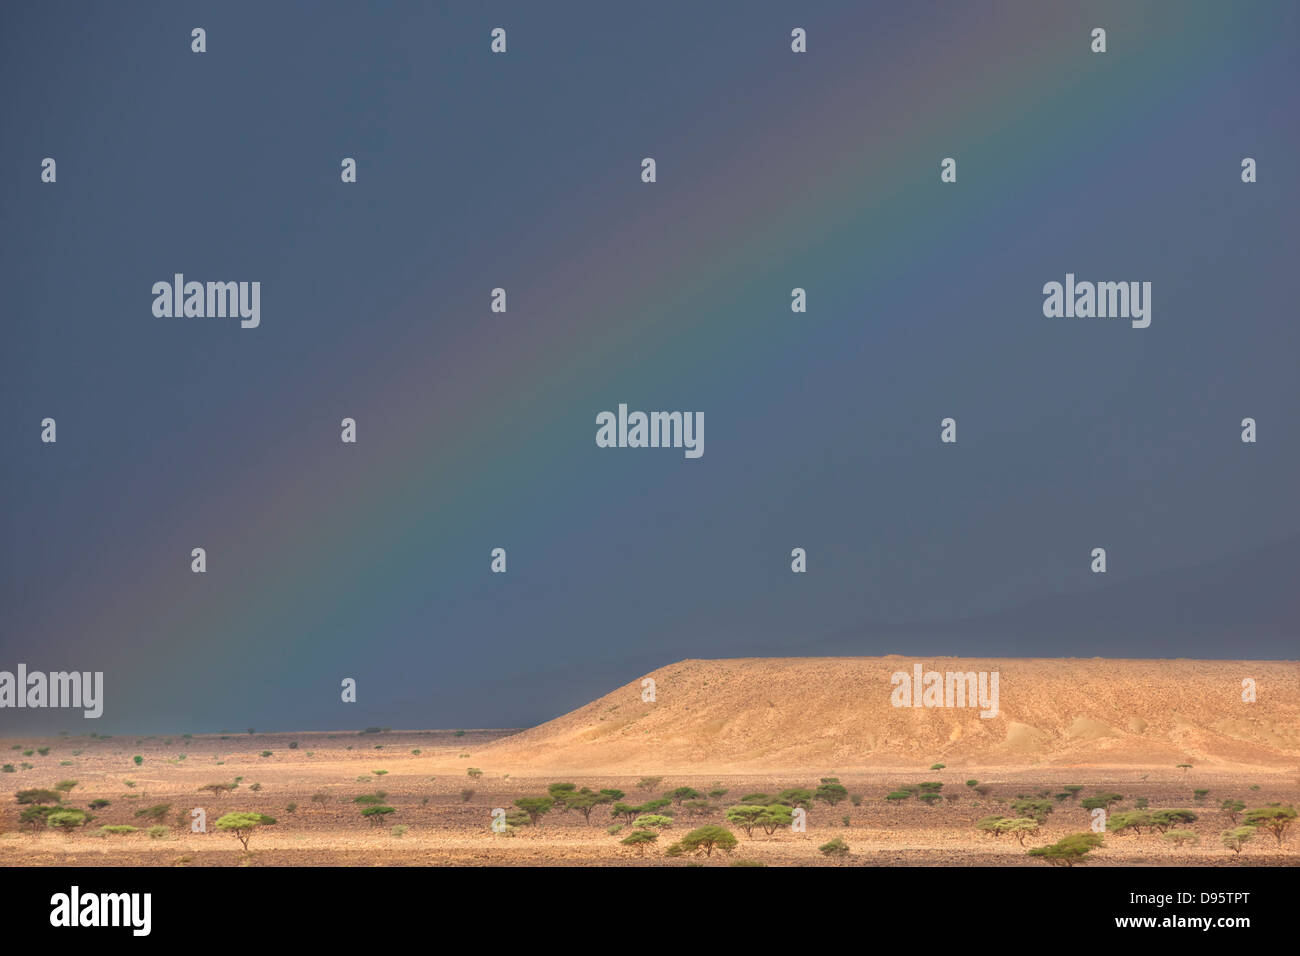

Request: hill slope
left=478, top=657, right=1300, bottom=772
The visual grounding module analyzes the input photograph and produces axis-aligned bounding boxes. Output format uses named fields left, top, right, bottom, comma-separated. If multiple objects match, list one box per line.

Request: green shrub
left=819, top=836, right=850, bottom=859
left=47, top=809, right=89, bottom=833
left=101, top=825, right=138, bottom=835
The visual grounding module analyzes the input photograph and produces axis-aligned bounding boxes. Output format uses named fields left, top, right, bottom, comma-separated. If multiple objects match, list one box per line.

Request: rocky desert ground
left=3, top=658, right=1297, bottom=866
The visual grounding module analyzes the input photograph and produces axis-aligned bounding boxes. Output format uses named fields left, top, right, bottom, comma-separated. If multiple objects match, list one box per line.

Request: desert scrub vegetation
left=1009, top=797, right=1053, bottom=823
left=134, top=804, right=171, bottom=823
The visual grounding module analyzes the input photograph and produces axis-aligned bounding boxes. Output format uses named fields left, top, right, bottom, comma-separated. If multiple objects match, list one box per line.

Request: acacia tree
left=514, top=796, right=554, bottom=826
left=676, top=825, right=738, bottom=858
left=777, top=788, right=814, bottom=808
left=361, top=805, right=396, bottom=826
left=547, top=783, right=577, bottom=810
left=215, top=812, right=276, bottom=851
left=815, top=781, right=849, bottom=806
left=21, top=805, right=57, bottom=832
left=1220, top=799, right=1246, bottom=824
left=564, top=788, right=604, bottom=822
left=1242, top=805, right=1296, bottom=846
left=621, top=830, right=658, bottom=855
left=758, top=804, right=794, bottom=835
left=1150, top=809, right=1198, bottom=833
left=631, top=814, right=673, bottom=831
left=1028, top=832, right=1103, bottom=867
left=997, top=817, right=1040, bottom=846
left=725, top=805, right=764, bottom=837
left=1107, top=811, right=1151, bottom=836
left=1221, top=826, right=1255, bottom=855
left=16, top=789, right=61, bottom=805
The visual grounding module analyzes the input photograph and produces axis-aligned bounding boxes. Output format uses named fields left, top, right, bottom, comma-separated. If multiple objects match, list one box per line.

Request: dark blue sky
left=1, top=2, right=1296, bottom=735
